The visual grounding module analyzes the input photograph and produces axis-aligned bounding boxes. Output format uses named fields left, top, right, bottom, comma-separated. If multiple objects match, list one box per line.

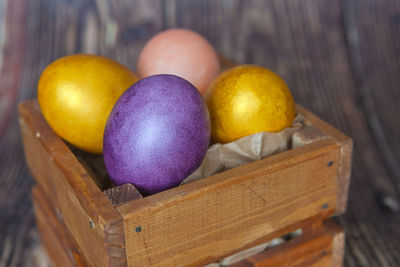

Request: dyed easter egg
left=38, top=54, right=138, bottom=153
left=206, top=65, right=296, bottom=144
left=136, top=29, right=221, bottom=96
left=103, top=74, right=210, bottom=195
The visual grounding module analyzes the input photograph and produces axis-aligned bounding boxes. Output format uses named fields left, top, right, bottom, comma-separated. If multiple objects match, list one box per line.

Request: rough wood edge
left=20, top=106, right=113, bottom=266
left=296, top=105, right=353, bottom=215
left=32, top=185, right=88, bottom=267
left=335, top=139, right=353, bottom=214
left=18, top=100, right=127, bottom=266
left=19, top=98, right=349, bottom=266
left=230, top=219, right=344, bottom=267
left=104, top=183, right=143, bottom=206
left=18, top=100, right=117, bottom=222
left=117, top=138, right=339, bottom=216
left=72, top=148, right=113, bottom=191
left=104, top=220, right=127, bottom=267
left=292, top=125, right=328, bottom=149
left=118, top=139, right=340, bottom=266
left=32, top=184, right=130, bottom=267
left=221, top=214, right=333, bottom=267
left=325, top=220, right=345, bottom=267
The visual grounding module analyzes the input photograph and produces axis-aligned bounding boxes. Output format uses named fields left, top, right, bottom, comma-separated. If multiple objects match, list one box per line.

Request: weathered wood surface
left=231, top=219, right=345, bottom=267
left=104, top=183, right=143, bottom=206
left=117, top=138, right=339, bottom=266
left=297, top=105, right=354, bottom=215
left=0, top=0, right=399, bottom=266
left=19, top=100, right=342, bottom=267
left=19, top=101, right=127, bottom=267
left=32, top=186, right=88, bottom=267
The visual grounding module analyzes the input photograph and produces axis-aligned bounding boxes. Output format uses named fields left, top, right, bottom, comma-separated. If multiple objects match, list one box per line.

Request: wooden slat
left=2, top=0, right=397, bottom=265
left=104, top=183, right=143, bottom=206
left=328, top=220, right=345, bottom=267
left=297, top=105, right=353, bottom=215
left=216, top=55, right=352, bottom=217
left=32, top=186, right=87, bottom=267
left=33, top=180, right=344, bottom=267
left=231, top=219, right=344, bottom=267
left=292, top=126, right=327, bottom=149
left=18, top=100, right=126, bottom=267
left=117, top=138, right=341, bottom=267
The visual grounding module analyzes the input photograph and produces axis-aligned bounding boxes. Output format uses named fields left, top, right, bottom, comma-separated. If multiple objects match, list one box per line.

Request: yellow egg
left=38, top=54, right=138, bottom=153
left=206, top=65, right=296, bottom=144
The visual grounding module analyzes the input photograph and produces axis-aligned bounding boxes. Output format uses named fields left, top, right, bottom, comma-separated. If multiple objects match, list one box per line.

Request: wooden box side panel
left=118, top=139, right=341, bottom=267
left=32, top=186, right=88, bottom=267
left=297, top=105, right=353, bottom=214
left=231, top=219, right=345, bottom=267
left=19, top=101, right=126, bottom=267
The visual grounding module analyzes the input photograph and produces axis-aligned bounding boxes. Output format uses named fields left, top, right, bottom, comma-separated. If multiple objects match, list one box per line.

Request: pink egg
left=136, top=29, right=221, bottom=96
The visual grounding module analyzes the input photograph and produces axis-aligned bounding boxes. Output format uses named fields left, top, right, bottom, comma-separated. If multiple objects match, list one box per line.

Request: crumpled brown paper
left=181, top=114, right=305, bottom=184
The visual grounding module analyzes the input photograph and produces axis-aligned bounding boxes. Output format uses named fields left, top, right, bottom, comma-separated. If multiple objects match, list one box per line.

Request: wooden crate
left=19, top=97, right=352, bottom=266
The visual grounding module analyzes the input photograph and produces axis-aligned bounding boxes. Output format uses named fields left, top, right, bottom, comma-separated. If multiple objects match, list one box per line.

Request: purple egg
left=103, top=74, right=210, bottom=195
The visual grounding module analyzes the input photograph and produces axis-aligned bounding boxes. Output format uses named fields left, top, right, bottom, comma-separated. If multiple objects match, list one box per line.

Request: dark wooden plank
left=208, top=1, right=399, bottom=266
left=168, top=2, right=400, bottom=263
left=231, top=219, right=344, bottom=267
left=118, top=138, right=339, bottom=266
left=19, top=100, right=127, bottom=267
left=0, top=0, right=164, bottom=265
left=104, top=183, right=143, bottom=206
left=339, top=1, right=400, bottom=265
left=1, top=0, right=400, bottom=266
left=296, top=105, right=353, bottom=215
left=342, top=0, right=400, bottom=193
left=32, top=185, right=89, bottom=267
left=0, top=1, right=38, bottom=267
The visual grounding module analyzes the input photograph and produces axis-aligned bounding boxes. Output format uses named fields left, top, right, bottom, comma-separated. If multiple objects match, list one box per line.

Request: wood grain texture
left=231, top=219, right=344, bottom=267
left=72, top=147, right=112, bottom=191
left=32, top=185, right=88, bottom=267
left=117, top=139, right=340, bottom=266
left=297, top=105, right=354, bottom=215
left=0, top=1, right=36, bottom=266
left=292, top=126, right=327, bottom=149
left=20, top=99, right=345, bottom=267
left=1, top=0, right=399, bottom=266
left=18, top=101, right=126, bottom=267
left=104, top=183, right=143, bottom=206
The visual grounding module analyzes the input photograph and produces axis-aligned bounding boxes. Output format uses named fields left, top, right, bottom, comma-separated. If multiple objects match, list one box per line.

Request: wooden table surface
left=0, top=1, right=399, bottom=266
